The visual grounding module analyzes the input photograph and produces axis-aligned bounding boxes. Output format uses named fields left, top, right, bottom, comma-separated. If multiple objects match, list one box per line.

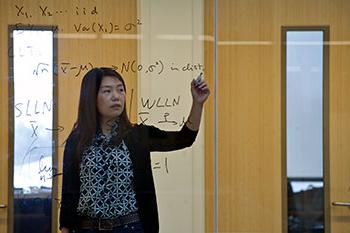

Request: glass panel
left=286, top=31, right=325, bottom=233
left=12, top=29, right=54, bottom=233
left=5, top=1, right=211, bottom=233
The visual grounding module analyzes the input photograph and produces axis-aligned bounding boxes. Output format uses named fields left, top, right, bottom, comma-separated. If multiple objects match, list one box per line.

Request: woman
left=60, top=67, right=209, bottom=233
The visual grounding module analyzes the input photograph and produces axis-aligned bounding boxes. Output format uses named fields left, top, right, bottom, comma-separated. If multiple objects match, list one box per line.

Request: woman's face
left=97, top=76, right=126, bottom=122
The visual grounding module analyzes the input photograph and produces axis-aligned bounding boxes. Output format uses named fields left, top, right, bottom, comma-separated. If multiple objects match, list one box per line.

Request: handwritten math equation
left=12, top=20, right=141, bottom=34
left=14, top=4, right=142, bottom=33
left=139, top=112, right=187, bottom=128
left=152, top=157, right=170, bottom=174
left=28, top=60, right=204, bottom=78
left=73, top=20, right=142, bottom=33
left=15, top=4, right=99, bottom=18
left=38, top=155, right=62, bottom=183
left=111, top=60, right=204, bottom=76
left=139, top=96, right=187, bottom=128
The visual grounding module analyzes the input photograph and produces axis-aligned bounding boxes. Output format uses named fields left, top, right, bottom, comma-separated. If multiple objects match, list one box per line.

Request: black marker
left=194, top=72, right=204, bottom=85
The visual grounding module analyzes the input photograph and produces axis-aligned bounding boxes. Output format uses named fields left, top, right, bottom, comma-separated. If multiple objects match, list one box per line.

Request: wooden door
left=213, top=0, right=350, bottom=233
left=328, top=6, right=350, bottom=228
left=0, top=1, right=9, bottom=232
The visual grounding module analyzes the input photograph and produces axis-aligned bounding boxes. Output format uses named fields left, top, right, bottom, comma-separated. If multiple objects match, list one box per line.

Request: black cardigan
left=59, top=124, right=198, bottom=233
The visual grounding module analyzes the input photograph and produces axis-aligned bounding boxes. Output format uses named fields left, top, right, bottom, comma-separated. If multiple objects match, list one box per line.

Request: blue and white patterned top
left=76, top=122, right=138, bottom=219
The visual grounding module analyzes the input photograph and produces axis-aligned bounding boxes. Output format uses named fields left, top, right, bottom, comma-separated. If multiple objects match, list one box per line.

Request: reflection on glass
left=12, top=29, right=54, bottom=233
left=286, top=31, right=325, bottom=233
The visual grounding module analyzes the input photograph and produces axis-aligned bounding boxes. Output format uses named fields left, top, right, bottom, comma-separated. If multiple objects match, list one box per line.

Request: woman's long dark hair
left=70, top=67, right=133, bottom=165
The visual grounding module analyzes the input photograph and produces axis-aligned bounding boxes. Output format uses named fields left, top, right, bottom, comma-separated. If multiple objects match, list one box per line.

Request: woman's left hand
left=191, top=78, right=210, bottom=105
